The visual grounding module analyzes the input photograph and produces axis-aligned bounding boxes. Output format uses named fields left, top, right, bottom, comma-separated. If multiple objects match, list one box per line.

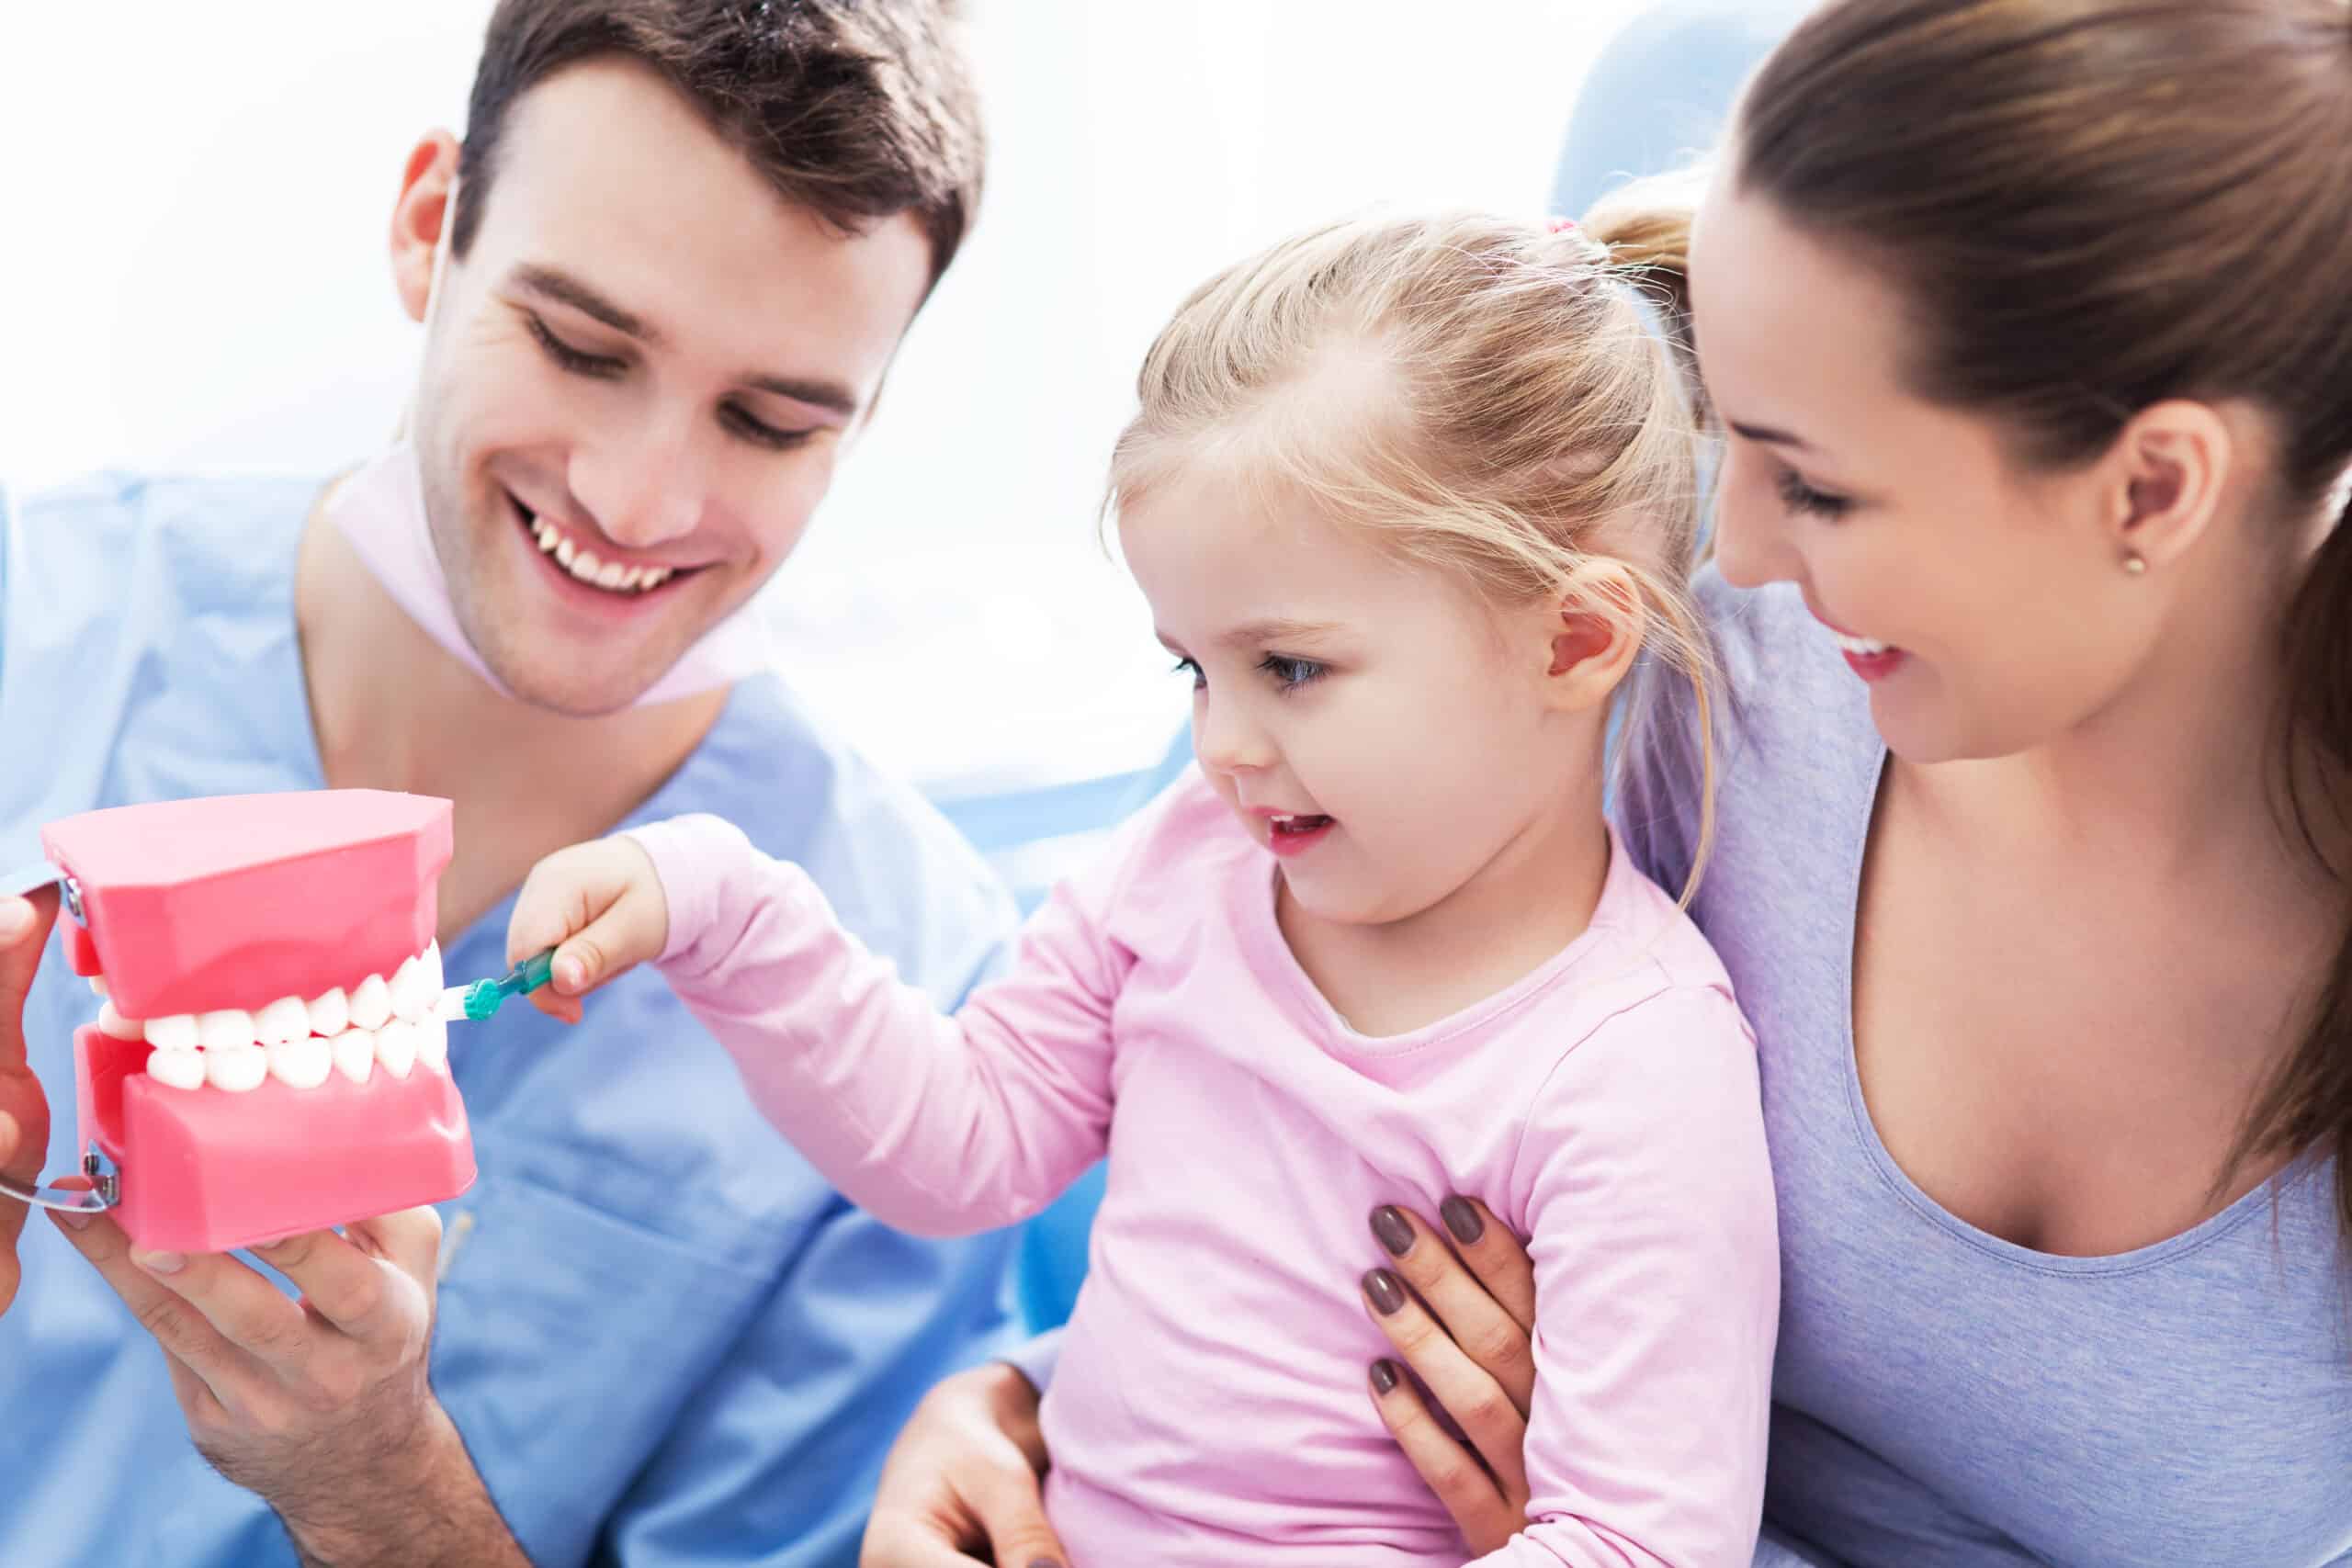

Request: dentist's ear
left=390, top=132, right=462, bottom=326
left=1537, top=564, right=1645, bottom=713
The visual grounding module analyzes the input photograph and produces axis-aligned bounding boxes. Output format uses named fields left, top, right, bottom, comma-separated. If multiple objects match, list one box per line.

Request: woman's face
left=1688, top=175, right=2158, bottom=764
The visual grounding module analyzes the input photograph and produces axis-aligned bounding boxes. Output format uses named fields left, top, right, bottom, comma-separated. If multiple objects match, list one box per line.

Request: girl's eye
left=1171, top=656, right=1204, bottom=690
left=1775, top=467, right=1855, bottom=520
left=1259, top=654, right=1326, bottom=693
left=526, top=313, right=627, bottom=379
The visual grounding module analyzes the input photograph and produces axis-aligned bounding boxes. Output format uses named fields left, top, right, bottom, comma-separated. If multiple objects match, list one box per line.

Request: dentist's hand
left=51, top=1201, right=531, bottom=1567
left=0, top=888, right=59, bottom=1319
left=506, top=835, right=670, bottom=1023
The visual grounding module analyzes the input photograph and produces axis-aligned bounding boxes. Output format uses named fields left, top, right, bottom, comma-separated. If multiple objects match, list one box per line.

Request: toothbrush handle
left=513, top=947, right=558, bottom=996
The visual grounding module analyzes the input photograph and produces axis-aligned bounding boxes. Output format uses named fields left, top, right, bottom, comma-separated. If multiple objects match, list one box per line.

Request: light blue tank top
left=1619, top=570, right=2352, bottom=1567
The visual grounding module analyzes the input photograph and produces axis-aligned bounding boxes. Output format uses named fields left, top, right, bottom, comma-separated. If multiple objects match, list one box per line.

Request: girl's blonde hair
left=1104, top=188, right=1718, bottom=897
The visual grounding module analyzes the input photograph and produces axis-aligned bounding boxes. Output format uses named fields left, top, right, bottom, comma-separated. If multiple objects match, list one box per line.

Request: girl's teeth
left=1832, top=630, right=1894, bottom=658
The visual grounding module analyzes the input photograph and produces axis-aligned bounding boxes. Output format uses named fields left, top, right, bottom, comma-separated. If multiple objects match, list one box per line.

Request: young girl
left=508, top=211, right=1778, bottom=1566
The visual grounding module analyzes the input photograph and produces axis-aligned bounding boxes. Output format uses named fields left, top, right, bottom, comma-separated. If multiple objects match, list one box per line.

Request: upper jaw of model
left=90, top=942, right=452, bottom=1092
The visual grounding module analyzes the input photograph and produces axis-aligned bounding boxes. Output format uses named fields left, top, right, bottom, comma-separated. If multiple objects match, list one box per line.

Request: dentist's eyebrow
left=514, top=265, right=651, bottom=340
left=514, top=263, right=861, bottom=420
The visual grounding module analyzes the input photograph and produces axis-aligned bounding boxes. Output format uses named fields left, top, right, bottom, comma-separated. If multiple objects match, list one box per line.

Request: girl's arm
left=624, top=811, right=1133, bottom=1236
left=1474, top=982, right=1780, bottom=1568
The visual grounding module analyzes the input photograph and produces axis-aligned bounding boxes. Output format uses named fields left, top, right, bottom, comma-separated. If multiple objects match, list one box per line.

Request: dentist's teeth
left=98, top=999, right=146, bottom=1042
left=349, top=973, right=393, bottom=1031
left=416, top=1016, right=450, bottom=1074
left=332, top=1027, right=378, bottom=1085
left=145, top=1014, right=199, bottom=1051
left=375, top=1019, right=419, bottom=1079
left=266, top=1033, right=334, bottom=1090
left=255, top=995, right=311, bottom=1048
left=390, top=953, right=436, bottom=1022
left=198, top=1009, right=258, bottom=1052
left=205, top=1042, right=268, bottom=1093
left=147, top=1048, right=207, bottom=1091
left=308, top=987, right=350, bottom=1038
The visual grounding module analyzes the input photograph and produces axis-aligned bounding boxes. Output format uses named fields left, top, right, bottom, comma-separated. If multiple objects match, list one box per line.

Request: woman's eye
left=526, top=314, right=626, bottom=379
left=1775, top=468, right=1854, bottom=520
left=1170, top=656, right=1204, bottom=690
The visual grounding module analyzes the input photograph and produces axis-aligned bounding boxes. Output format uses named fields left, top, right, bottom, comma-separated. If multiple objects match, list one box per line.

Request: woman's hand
left=1361, top=1198, right=1538, bottom=1556
left=861, top=1359, right=1072, bottom=1568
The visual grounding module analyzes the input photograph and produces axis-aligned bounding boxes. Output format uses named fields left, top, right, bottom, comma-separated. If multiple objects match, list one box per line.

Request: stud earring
left=2122, top=551, right=2147, bottom=576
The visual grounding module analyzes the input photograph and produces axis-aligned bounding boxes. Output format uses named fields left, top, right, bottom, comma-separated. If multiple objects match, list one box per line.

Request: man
left=0, top=4, right=1023, bottom=1562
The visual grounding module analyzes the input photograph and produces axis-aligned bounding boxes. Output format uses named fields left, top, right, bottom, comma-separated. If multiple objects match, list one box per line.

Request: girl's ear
left=1539, top=564, right=1644, bottom=713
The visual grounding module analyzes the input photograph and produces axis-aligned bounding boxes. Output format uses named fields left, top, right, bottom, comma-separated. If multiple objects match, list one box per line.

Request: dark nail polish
left=1369, top=1358, right=1400, bottom=1394
left=1370, top=1205, right=1416, bottom=1258
left=1028, top=1559, right=1063, bottom=1568
left=1440, top=1195, right=1485, bottom=1246
left=1363, top=1268, right=1407, bottom=1315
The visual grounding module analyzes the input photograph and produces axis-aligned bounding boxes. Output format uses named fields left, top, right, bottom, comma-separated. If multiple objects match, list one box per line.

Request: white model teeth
left=1832, top=630, right=1894, bottom=658
left=333, top=1027, right=378, bottom=1086
left=88, top=976, right=108, bottom=998
left=390, top=952, right=436, bottom=1023
left=144, top=1013, right=199, bottom=1051
left=349, top=973, right=393, bottom=1031
left=198, top=1010, right=256, bottom=1052
left=255, top=995, right=311, bottom=1047
left=527, top=513, right=674, bottom=593
left=266, top=1034, right=334, bottom=1090
left=130, top=944, right=455, bottom=1091
left=308, top=986, right=350, bottom=1038
left=146, top=1048, right=206, bottom=1091
left=205, top=1043, right=268, bottom=1093
left=375, top=1019, right=418, bottom=1079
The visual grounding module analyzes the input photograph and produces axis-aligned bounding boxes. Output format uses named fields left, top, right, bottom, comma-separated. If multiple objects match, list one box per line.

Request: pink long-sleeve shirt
left=628, top=771, right=1778, bottom=1567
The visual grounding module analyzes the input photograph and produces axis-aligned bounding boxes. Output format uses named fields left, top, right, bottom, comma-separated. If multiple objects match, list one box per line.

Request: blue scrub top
left=0, top=472, right=1023, bottom=1567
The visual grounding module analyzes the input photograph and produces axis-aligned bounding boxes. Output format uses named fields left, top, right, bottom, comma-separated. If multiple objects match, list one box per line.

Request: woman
left=867, top=1, right=2352, bottom=1562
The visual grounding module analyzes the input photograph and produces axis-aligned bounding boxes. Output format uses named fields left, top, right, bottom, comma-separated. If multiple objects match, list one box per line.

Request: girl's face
left=1120, top=468, right=1594, bottom=930
left=1690, top=175, right=2165, bottom=764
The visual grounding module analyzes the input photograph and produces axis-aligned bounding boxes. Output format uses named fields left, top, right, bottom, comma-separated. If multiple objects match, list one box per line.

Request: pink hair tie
left=1547, top=217, right=1578, bottom=234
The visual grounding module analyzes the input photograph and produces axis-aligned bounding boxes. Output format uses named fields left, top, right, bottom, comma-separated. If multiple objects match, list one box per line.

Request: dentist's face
left=391, top=57, right=933, bottom=716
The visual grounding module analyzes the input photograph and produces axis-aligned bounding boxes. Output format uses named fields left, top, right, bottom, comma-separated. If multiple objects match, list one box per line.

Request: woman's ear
left=390, top=131, right=462, bottom=325
left=1539, top=565, right=1645, bottom=713
left=2103, top=399, right=2233, bottom=571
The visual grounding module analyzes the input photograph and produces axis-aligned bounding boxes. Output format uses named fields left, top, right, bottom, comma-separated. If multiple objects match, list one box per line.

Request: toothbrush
left=434, top=948, right=559, bottom=1022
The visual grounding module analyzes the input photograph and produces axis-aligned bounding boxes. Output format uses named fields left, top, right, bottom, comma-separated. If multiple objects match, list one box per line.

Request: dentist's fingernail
left=132, top=1249, right=186, bottom=1274
left=1370, top=1205, right=1416, bottom=1258
left=1369, top=1358, right=1400, bottom=1394
left=1440, top=1195, right=1485, bottom=1245
left=1363, top=1268, right=1407, bottom=1316
left=56, top=1209, right=91, bottom=1232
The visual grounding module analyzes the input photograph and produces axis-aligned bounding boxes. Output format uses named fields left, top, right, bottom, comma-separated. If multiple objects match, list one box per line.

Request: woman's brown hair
left=1737, top=0, right=2352, bottom=1234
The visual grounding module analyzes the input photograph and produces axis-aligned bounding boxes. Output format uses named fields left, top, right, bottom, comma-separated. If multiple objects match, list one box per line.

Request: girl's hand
left=505, top=837, right=669, bottom=1023
left=1360, top=1198, right=1538, bottom=1556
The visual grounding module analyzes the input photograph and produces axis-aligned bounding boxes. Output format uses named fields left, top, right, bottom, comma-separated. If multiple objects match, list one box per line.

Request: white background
left=0, top=2, right=1647, bottom=795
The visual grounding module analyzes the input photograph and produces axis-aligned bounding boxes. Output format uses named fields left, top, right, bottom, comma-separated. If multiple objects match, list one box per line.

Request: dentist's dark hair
left=453, top=0, right=985, bottom=290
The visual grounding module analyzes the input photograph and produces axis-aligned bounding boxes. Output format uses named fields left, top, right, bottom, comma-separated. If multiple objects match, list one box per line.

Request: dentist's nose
left=567, top=410, right=707, bottom=550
